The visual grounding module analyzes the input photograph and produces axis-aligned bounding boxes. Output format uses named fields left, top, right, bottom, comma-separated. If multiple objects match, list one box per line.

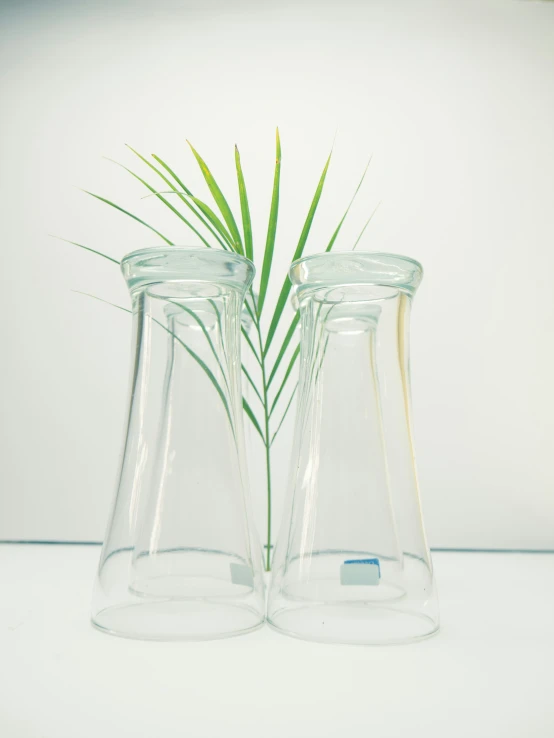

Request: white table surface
left=1, top=545, right=553, bottom=738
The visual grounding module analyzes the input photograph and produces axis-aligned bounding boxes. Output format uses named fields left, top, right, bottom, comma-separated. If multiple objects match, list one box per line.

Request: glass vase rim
left=289, top=251, right=423, bottom=296
left=120, top=245, right=255, bottom=270
left=290, top=250, right=423, bottom=274
left=120, top=246, right=255, bottom=293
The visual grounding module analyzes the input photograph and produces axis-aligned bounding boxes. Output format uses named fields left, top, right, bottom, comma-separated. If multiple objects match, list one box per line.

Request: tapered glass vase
left=92, top=247, right=265, bottom=640
left=267, top=252, right=439, bottom=645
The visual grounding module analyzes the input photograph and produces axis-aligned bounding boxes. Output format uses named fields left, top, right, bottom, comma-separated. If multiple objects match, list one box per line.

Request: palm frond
left=69, top=132, right=376, bottom=573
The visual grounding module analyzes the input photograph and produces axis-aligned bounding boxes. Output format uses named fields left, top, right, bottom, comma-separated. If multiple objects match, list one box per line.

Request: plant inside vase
left=60, top=129, right=378, bottom=570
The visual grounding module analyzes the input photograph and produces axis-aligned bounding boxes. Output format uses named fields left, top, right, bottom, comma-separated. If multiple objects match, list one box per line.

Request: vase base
left=267, top=603, right=439, bottom=646
left=92, top=601, right=264, bottom=641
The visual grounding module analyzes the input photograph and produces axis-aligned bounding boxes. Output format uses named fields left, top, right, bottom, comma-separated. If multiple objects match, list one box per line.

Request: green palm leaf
left=149, top=152, right=230, bottom=251
left=264, top=148, right=332, bottom=354
left=265, top=158, right=372, bottom=388
left=68, top=132, right=376, bottom=573
left=267, top=312, right=299, bottom=388
left=105, top=159, right=215, bottom=250
left=325, top=157, right=372, bottom=252
left=186, top=194, right=235, bottom=250
left=243, top=398, right=265, bottom=444
left=169, top=302, right=230, bottom=392
left=187, top=141, right=244, bottom=255
left=51, top=236, right=120, bottom=265
left=235, top=146, right=254, bottom=262
left=352, top=202, right=381, bottom=250
left=83, top=190, right=173, bottom=245
left=243, top=293, right=258, bottom=325
left=242, top=364, right=264, bottom=406
left=269, top=344, right=300, bottom=417
left=139, top=189, right=236, bottom=252
left=165, top=324, right=234, bottom=433
left=151, top=154, right=193, bottom=195
left=270, top=383, right=298, bottom=446
left=73, top=291, right=131, bottom=315
left=75, top=291, right=235, bottom=432
left=242, top=326, right=262, bottom=367
left=257, top=128, right=281, bottom=315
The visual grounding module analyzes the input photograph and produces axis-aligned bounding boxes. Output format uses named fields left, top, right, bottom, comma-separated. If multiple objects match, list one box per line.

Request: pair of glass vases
left=91, top=246, right=439, bottom=645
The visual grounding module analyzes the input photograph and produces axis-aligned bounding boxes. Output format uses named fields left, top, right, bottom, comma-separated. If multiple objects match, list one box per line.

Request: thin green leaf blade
left=234, top=146, right=254, bottom=262
left=242, top=364, right=264, bottom=406
left=352, top=201, right=381, bottom=250
left=126, top=145, right=185, bottom=197
left=264, top=148, right=332, bottom=353
left=77, top=290, right=235, bottom=432
left=269, top=344, right=300, bottom=417
left=267, top=312, right=299, bottom=388
left=325, top=156, right=372, bottom=252
left=73, top=291, right=130, bottom=313
left=271, top=383, right=298, bottom=446
left=188, top=141, right=244, bottom=254
left=242, top=326, right=262, bottom=366
left=129, top=147, right=230, bottom=251
left=171, top=334, right=234, bottom=432
left=169, top=302, right=230, bottom=392
left=243, top=398, right=266, bottom=444
left=189, top=195, right=236, bottom=251
left=83, top=190, right=174, bottom=245
left=151, top=154, right=193, bottom=196
left=105, top=158, right=216, bottom=250
left=243, top=291, right=258, bottom=327
left=52, top=236, right=120, bottom=265
left=257, top=128, right=282, bottom=315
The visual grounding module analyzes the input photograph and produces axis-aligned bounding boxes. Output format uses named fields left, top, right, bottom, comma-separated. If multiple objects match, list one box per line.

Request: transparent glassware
left=91, top=247, right=265, bottom=640
left=267, top=252, right=439, bottom=645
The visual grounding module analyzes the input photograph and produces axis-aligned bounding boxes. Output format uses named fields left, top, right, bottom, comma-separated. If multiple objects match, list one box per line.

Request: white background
left=0, top=0, right=553, bottom=548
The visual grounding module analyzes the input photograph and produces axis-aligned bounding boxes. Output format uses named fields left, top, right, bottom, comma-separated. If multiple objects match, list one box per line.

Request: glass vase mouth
left=120, top=246, right=255, bottom=293
left=289, top=251, right=423, bottom=297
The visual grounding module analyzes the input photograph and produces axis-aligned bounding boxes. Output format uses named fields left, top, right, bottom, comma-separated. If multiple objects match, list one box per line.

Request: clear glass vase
left=267, top=252, right=439, bottom=645
left=91, top=247, right=265, bottom=640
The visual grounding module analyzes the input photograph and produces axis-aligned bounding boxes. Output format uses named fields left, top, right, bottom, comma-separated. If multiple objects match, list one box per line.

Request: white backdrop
left=0, top=0, right=553, bottom=548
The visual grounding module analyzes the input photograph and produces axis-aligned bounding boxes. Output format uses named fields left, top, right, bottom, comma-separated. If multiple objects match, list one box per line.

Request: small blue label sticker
left=341, top=558, right=380, bottom=586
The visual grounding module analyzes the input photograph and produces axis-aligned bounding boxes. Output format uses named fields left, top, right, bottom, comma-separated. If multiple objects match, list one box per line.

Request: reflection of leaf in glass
left=167, top=301, right=230, bottom=394
left=72, top=291, right=236, bottom=434
left=58, top=130, right=377, bottom=570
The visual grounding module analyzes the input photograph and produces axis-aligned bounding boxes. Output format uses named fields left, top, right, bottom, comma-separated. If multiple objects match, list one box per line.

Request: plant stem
left=250, top=291, right=272, bottom=571
left=263, top=431, right=272, bottom=572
